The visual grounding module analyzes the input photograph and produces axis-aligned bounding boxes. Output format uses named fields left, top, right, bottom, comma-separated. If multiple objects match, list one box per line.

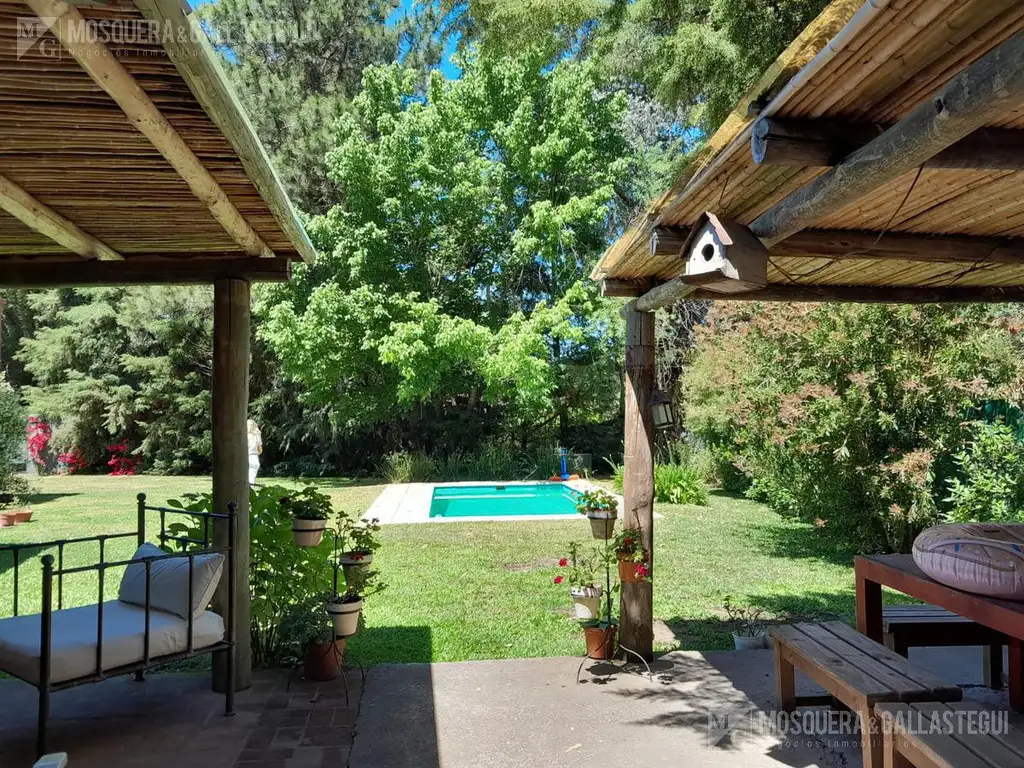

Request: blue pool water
left=429, top=483, right=580, bottom=518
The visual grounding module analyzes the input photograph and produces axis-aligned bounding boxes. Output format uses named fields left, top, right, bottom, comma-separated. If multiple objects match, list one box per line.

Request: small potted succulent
left=338, top=516, right=382, bottom=579
left=613, top=528, right=651, bottom=584
left=283, top=486, right=332, bottom=547
left=576, top=488, right=618, bottom=539
left=554, top=542, right=605, bottom=621
left=325, top=564, right=384, bottom=638
left=724, top=596, right=767, bottom=650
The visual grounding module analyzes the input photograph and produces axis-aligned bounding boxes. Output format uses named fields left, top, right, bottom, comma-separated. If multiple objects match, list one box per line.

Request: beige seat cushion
left=118, top=543, right=224, bottom=620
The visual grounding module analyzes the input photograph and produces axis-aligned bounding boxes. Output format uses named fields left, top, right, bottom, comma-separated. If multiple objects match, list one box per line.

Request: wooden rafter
left=0, top=174, right=122, bottom=261
left=749, top=30, right=1024, bottom=247
left=23, top=0, right=275, bottom=260
left=689, top=284, right=1024, bottom=304
left=773, top=230, right=1024, bottom=265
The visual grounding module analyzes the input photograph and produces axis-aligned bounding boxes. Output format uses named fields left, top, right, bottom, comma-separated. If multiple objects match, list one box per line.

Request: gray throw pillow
left=118, top=543, right=224, bottom=620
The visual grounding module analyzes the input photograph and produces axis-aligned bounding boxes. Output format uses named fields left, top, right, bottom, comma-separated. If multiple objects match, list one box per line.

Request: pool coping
left=366, top=479, right=636, bottom=524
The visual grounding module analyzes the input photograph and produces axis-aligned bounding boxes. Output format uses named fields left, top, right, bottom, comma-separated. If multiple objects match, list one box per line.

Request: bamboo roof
left=594, top=0, right=1024, bottom=302
left=0, top=0, right=315, bottom=287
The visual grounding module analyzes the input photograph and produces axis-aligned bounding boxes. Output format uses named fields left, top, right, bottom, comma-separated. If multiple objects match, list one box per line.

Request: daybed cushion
left=118, top=543, right=224, bottom=620
left=913, top=523, right=1024, bottom=600
left=0, top=601, right=224, bottom=685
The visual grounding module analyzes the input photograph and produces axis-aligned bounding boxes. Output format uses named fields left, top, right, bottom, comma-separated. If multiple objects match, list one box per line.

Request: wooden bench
left=772, top=621, right=962, bottom=768
left=884, top=605, right=1005, bottom=690
left=875, top=701, right=1024, bottom=767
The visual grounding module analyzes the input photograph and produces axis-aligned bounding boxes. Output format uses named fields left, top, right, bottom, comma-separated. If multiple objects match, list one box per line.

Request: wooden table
left=856, top=554, right=1024, bottom=711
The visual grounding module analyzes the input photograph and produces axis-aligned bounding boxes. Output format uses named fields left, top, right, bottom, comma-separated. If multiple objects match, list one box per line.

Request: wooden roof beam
left=25, top=0, right=275, bottom=260
left=0, top=257, right=291, bottom=288
left=0, top=174, right=122, bottom=261
left=774, top=230, right=1024, bottom=265
left=753, top=121, right=1024, bottom=171
left=601, top=279, right=650, bottom=298
left=688, top=284, right=1024, bottom=304
left=749, top=30, right=1024, bottom=248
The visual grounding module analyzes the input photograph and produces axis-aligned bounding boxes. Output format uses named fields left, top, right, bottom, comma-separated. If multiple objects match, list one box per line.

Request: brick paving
left=0, top=668, right=363, bottom=767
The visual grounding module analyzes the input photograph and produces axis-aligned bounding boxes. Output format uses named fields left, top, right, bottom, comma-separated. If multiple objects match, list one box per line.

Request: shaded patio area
left=2, top=646, right=1019, bottom=767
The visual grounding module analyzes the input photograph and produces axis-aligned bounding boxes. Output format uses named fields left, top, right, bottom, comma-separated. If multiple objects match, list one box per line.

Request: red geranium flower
left=624, top=538, right=633, bottom=547
left=553, top=575, right=564, bottom=585
left=634, top=563, right=649, bottom=579
left=558, top=558, right=568, bottom=567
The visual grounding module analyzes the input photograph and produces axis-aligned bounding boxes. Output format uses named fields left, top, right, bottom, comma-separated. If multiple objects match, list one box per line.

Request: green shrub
left=609, top=458, right=709, bottom=506
left=945, top=421, right=1024, bottom=523
left=0, top=380, right=29, bottom=503
left=380, top=450, right=437, bottom=483
left=683, top=303, right=1020, bottom=553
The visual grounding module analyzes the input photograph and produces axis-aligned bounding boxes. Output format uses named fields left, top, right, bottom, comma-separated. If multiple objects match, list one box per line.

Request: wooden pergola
left=0, top=0, right=315, bottom=689
left=595, top=1, right=1024, bottom=658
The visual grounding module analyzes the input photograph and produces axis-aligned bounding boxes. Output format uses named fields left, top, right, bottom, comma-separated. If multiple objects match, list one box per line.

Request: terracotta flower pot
left=0, top=512, right=16, bottom=528
left=585, top=510, right=616, bottom=540
left=584, top=623, right=618, bottom=660
left=291, top=517, right=326, bottom=547
left=303, top=639, right=346, bottom=682
left=617, top=553, right=649, bottom=584
left=326, top=598, right=363, bottom=637
left=12, top=509, right=32, bottom=524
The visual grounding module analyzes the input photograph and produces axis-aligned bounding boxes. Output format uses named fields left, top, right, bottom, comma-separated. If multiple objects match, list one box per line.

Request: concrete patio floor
left=0, top=645, right=1018, bottom=767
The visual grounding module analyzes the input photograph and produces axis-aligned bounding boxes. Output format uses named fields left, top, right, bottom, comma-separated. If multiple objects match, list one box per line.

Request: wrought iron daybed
left=0, top=493, right=237, bottom=757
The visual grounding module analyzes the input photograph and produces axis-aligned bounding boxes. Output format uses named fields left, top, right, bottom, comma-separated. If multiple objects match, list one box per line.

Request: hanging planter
left=575, top=488, right=619, bottom=540
left=617, top=553, right=650, bottom=584
left=326, top=597, right=363, bottom=637
left=585, top=510, right=616, bottom=540
left=292, top=517, right=327, bottom=547
left=570, top=585, right=602, bottom=621
left=340, top=551, right=373, bottom=581
left=583, top=622, right=618, bottom=660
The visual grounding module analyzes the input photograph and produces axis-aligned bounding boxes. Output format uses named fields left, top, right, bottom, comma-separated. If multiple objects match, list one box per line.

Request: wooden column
left=621, top=307, right=655, bottom=660
left=212, top=278, right=251, bottom=692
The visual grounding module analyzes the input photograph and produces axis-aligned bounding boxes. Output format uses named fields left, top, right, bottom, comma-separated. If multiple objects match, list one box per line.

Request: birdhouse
left=680, top=212, right=767, bottom=294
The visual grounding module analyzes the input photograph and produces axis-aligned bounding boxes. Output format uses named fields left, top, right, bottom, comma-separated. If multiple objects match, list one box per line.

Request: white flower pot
left=570, top=586, right=603, bottom=621
left=585, top=510, right=616, bottom=540
left=732, top=632, right=767, bottom=650
left=292, top=517, right=326, bottom=547
left=326, top=598, right=363, bottom=637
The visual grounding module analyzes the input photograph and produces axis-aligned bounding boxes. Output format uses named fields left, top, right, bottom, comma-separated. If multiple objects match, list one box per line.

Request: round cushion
left=913, top=523, right=1024, bottom=600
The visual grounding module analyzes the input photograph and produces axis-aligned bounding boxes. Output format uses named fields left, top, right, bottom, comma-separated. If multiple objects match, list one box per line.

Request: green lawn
left=1, top=475, right=877, bottom=666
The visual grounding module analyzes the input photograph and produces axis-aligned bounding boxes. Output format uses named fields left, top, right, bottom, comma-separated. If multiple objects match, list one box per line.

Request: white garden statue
left=247, top=419, right=263, bottom=485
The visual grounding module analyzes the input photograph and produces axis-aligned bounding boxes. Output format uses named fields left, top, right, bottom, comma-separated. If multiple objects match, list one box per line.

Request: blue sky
left=190, top=0, right=462, bottom=79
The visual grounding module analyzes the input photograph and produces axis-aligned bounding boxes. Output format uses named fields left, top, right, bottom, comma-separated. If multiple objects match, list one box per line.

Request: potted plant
left=0, top=510, right=15, bottom=528
left=338, top=516, right=382, bottom=579
left=280, top=600, right=344, bottom=681
left=283, top=486, right=332, bottom=547
left=576, top=488, right=618, bottom=539
left=12, top=507, right=32, bottom=524
left=583, top=620, right=618, bottom=660
left=724, top=596, right=767, bottom=650
left=554, top=542, right=605, bottom=621
left=613, top=528, right=651, bottom=584
left=326, top=564, right=384, bottom=638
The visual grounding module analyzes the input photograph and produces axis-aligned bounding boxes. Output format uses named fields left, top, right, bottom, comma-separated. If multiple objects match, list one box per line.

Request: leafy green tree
left=198, top=0, right=441, bottom=214
left=260, top=50, right=631, bottom=450
left=17, top=287, right=215, bottom=474
left=683, top=303, right=1022, bottom=552
left=0, top=377, right=27, bottom=500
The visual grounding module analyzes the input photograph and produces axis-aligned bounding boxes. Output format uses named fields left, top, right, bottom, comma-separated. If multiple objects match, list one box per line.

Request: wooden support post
left=212, top=278, right=251, bottom=692
left=621, top=307, right=655, bottom=660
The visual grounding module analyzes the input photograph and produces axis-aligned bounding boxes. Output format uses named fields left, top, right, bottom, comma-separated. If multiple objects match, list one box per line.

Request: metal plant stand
left=576, top=531, right=654, bottom=683
left=288, top=529, right=368, bottom=703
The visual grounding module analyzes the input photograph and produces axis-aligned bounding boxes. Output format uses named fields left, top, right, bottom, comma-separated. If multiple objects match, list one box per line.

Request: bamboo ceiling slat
left=595, top=0, right=1024, bottom=293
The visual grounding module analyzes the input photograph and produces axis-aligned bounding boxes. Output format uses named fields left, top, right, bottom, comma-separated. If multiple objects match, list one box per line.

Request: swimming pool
left=429, top=483, right=580, bottom=518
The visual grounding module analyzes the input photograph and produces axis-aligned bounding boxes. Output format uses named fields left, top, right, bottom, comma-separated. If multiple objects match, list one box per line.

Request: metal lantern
left=650, top=390, right=675, bottom=430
